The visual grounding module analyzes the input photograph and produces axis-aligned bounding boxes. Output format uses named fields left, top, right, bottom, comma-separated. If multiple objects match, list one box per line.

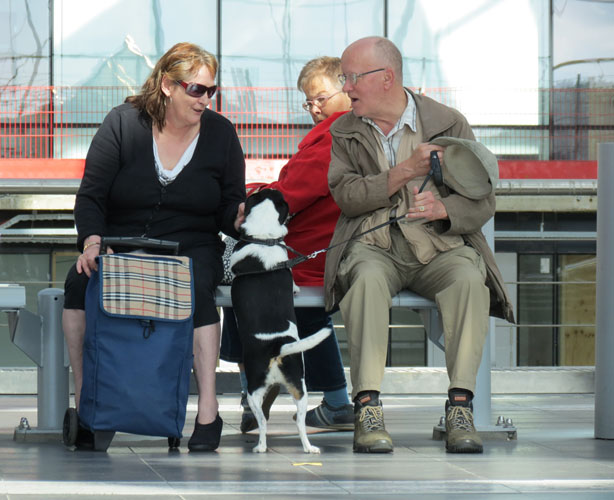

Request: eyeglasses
left=302, top=90, right=342, bottom=111
left=175, top=80, right=217, bottom=98
left=338, top=68, right=385, bottom=86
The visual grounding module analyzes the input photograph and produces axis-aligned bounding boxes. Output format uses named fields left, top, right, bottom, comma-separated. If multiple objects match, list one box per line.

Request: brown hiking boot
left=445, top=400, right=483, bottom=453
left=353, top=393, right=393, bottom=453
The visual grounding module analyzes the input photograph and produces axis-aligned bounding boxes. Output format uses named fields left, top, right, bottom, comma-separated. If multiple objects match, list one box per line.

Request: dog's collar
left=238, top=236, right=308, bottom=265
left=233, top=255, right=306, bottom=278
left=232, top=238, right=310, bottom=278
left=239, top=235, right=285, bottom=246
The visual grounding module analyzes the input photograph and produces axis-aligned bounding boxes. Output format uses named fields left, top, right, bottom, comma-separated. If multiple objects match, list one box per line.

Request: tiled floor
left=0, top=393, right=613, bottom=499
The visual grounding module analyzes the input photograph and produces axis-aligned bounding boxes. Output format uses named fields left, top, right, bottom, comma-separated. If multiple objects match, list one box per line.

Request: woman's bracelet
left=83, top=241, right=100, bottom=252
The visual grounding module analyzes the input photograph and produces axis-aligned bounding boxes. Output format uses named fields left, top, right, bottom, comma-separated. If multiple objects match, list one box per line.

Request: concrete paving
left=0, top=393, right=612, bottom=499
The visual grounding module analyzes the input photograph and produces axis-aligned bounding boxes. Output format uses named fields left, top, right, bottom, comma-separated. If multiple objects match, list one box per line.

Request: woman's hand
left=234, top=202, right=245, bottom=232
left=76, top=236, right=106, bottom=277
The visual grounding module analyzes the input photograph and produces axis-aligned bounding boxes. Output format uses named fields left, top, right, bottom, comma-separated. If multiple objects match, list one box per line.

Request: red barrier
left=498, top=160, right=597, bottom=179
left=0, top=158, right=599, bottom=182
left=0, top=159, right=85, bottom=179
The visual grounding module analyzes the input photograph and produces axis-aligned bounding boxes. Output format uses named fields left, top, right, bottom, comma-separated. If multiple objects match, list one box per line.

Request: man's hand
left=406, top=186, right=448, bottom=221
left=388, top=143, right=444, bottom=197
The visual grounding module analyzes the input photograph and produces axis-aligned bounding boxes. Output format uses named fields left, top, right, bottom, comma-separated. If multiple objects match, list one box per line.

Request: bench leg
left=422, top=307, right=493, bottom=424
left=473, top=320, right=493, bottom=427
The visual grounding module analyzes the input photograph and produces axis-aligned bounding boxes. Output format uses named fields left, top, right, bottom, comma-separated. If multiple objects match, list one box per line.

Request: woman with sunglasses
left=62, top=42, right=245, bottom=452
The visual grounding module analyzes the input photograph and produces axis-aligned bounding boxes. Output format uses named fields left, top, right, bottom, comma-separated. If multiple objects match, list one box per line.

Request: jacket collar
left=300, top=110, right=348, bottom=149
left=411, top=89, right=460, bottom=139
left=331, top=88, right=461, bottom=143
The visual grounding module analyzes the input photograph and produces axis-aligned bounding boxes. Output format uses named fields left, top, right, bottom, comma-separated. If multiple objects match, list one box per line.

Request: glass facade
left=0, top=0, right=50, bottom=86
left=53, top=0, right=217, bottom=87
left=4, top=1, right=612, bottom=89
left=4, top=1, right=612, bottom=160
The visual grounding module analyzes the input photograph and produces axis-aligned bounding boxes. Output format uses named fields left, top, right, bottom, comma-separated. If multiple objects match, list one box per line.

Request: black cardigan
left=74, top=103, right=246, bottom=252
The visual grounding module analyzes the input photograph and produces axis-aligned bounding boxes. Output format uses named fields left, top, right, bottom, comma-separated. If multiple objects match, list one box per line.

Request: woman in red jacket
left=221, top=56, right=354, bottom=432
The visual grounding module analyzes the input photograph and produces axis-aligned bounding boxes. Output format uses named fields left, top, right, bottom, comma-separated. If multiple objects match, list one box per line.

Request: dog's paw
left=304, top=445, right=320, bottom=454
left=252, top=444, right=268, bottom=453
left=293, top=283, right=300, bottom=295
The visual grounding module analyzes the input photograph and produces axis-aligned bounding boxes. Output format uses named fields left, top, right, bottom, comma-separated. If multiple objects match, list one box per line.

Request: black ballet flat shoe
left=188, top=413, right=223, bottom=452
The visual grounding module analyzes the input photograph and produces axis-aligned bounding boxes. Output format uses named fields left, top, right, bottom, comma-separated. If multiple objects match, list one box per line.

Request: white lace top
left=152, top=133, right=199, bottom=185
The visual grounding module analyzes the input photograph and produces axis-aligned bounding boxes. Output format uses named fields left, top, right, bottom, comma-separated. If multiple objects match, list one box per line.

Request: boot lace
left=447, top=405, right=475, bottom=432
left=359, top=405, right=385, bottom=431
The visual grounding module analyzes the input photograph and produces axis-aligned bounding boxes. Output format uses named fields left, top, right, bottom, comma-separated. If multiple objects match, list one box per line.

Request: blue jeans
left=220, top=306, right=347, bottom=392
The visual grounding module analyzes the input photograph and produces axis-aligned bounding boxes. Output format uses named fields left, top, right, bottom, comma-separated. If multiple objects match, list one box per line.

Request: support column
left=595, top=142, right=614, bottom=440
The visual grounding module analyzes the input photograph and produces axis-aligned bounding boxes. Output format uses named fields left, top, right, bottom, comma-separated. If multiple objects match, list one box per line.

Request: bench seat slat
left=215, top=286, right=437, bottom=309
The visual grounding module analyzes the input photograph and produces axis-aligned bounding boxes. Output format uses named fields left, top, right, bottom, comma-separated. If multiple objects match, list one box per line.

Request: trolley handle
left=100, top=237, right=180, bottom=256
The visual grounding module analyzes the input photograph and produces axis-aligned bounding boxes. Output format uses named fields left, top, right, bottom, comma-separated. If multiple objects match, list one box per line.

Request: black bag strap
left=100, top=237, right=180, bottom=255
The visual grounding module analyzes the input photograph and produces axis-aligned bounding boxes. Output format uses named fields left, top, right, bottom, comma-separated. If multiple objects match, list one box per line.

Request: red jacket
left=247, top=111, right=346, bottom=286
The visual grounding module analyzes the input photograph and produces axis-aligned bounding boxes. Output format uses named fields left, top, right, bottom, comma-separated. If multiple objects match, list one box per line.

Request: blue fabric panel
left=79, top=256, right=194, bottom=438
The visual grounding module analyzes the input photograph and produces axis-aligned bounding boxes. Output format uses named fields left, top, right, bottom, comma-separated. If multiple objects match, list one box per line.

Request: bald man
left=323, top=37, right=513, bottom=454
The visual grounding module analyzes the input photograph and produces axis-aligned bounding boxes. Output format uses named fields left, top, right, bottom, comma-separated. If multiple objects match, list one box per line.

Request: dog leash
left=293, top=152, right=444, bottom=265
left=234, top=152, right=444, bottom=276
left=235, top=210, right=410, bottom=276
left=294, top=211, right=410, bottom=264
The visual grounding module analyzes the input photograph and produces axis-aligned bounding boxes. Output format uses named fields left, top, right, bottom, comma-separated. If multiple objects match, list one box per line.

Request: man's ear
left=383, top=68, right=394, bottom=90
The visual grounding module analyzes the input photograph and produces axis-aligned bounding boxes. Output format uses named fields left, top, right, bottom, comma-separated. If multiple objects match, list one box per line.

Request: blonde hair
left=296, top=56, right=343, bottom=91
left=126, top=42, right=218, bottom=130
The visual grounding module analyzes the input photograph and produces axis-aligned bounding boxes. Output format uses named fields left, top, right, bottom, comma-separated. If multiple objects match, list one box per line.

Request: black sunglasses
left=175, top=80, right=217, bottom=98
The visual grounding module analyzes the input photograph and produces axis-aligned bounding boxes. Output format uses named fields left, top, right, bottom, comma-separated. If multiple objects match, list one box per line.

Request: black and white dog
left=230, top=189, right=330, bottom=454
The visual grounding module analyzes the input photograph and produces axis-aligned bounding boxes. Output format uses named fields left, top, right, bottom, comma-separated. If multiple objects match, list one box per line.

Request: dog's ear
left=244, top=190, right=263, bottom=217
left=272, top=190, right=290, bottom=225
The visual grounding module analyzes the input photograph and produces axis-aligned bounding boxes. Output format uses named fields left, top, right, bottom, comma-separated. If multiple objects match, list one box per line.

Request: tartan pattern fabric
left=100, top=254, right=193, bottom=321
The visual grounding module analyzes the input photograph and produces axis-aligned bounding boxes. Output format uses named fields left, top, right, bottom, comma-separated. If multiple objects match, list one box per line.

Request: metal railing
left=1, top=86, right=613, bottom=162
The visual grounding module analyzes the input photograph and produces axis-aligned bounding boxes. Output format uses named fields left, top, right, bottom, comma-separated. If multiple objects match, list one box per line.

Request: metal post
left=473, top=218, right=493, bottom=427
left=36, top=288, right=69, bottom=431
left=12, top=288, right=70, bottom=441
left=474, top=326, right=493, bottom=427
left=595, top=142, right=614, bottom=439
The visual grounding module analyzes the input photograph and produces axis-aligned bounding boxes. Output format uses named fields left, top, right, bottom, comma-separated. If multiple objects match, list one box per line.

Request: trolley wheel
left=168, top=437, right=180, bottom=450
left=63, top=407, right=79, bottom=446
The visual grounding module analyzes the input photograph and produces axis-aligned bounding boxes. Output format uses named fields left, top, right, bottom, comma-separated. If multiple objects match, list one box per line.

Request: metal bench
left=215, top=281, right=517, bottom=440
left=215, top=285, right=444, bottom=349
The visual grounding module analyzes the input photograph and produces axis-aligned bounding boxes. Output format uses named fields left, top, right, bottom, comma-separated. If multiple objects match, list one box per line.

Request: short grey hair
left=374, top=38, right=403, bottom=81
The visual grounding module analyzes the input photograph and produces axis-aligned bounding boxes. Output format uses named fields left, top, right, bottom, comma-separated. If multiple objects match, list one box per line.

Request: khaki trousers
left=336, top=225, right=490, bottom=399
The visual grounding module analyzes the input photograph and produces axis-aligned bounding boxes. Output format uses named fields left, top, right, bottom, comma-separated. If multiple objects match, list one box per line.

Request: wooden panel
left=559, top=255, right=595, bottom=366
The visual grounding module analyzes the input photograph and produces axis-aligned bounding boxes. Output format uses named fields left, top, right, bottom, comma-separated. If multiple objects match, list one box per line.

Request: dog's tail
left=279, top=327, right=331, bottom=358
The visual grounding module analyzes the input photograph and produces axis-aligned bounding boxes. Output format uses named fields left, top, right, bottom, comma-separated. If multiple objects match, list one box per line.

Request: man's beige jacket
left=325, top=89, right=515, bottom=323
